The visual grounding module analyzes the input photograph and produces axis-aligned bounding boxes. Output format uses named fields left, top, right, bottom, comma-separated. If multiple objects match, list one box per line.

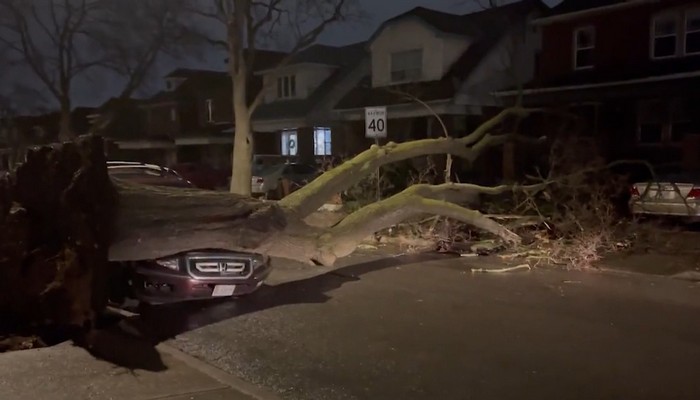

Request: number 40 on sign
left=365, top=106, right=387, bottom=139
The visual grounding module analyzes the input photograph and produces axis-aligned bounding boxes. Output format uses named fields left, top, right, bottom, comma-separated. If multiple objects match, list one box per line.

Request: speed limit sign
left=365, top=106, right=387, bottom=138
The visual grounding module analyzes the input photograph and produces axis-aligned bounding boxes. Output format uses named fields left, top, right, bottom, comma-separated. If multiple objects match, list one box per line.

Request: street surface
left=131, top=253, right=700, bottom=400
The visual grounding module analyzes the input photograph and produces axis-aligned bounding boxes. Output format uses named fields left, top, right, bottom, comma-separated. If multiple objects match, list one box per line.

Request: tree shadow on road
left=124, top=252, right=455, bottom=344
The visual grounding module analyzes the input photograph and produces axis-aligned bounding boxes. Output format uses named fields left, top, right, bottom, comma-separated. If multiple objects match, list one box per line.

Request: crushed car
left=107, top=161, right=271, bottom=305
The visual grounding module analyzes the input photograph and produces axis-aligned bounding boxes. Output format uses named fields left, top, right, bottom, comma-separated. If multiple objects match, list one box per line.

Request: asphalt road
left=134, top=254, right=700, bottom=400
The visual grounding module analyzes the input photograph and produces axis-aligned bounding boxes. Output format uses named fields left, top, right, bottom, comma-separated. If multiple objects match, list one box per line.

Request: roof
left=286, top=41, right=366, bottom=67
left=252, top=42, right=369, bottom=121
left=546, top=0, right=623, bottom=16
left=166, top=68, right=227, bottom=79
left=144, top=68, right=231, bottom=105
left=375, top=0, right=545, bottom=39
left=335, top=1, right=545, bottom=110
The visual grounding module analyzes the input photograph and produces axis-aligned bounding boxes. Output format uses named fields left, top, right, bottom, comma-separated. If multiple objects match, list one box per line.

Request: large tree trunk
left=0, top=136, right=116, bottom=348
left=228, top=0, right=254, bottom=196
left=58, top=97, right=73, bottom=141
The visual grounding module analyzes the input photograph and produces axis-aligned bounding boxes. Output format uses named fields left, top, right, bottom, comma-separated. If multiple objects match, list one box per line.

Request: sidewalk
left=0, top=339, right=279, bottom=400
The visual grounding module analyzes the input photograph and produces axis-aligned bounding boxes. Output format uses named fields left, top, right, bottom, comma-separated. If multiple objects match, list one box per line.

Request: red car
left=107, top=161, right=271, bottom=304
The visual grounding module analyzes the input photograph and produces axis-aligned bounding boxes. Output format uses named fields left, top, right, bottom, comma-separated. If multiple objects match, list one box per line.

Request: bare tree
left=0, top=0, right=197, bottom=139
left=190, top=0, right=361, bottom=195
left=0, top=0, right=100, bottom=140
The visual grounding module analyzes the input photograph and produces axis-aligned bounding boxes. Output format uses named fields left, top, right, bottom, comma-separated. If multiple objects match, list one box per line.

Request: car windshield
left=253, top=163, right=285, bottom=176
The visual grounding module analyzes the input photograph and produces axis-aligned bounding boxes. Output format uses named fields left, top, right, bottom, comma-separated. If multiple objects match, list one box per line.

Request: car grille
left=185, top=256, right=253, bottom=280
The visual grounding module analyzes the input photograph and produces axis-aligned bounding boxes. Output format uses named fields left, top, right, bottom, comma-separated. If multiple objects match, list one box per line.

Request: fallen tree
left=110, top=106, right=544, bottom=266
left=1, top=106, right=545, bottom=348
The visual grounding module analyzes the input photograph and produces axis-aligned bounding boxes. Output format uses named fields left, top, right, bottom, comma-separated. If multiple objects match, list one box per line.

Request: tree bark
left=58, top=97, right=73, bottom=141
left=228, top=0, right=254, bottom=196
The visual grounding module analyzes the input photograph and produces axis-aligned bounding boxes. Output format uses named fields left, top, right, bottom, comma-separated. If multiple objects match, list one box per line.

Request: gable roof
left=535, top=0, right=650, bottom=24
left=335, top=0, right=545, bottom=110
left=547, top=0, right=623, bottom=16
left=373, top=0, right=545, bottom=40
left=252, top=42, right=368, bottom=121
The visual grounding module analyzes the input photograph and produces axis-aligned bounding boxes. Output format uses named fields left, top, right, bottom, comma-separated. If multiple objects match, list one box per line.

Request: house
left=332, top=0, right=546, bottom=166
left=251, top=42, right=368, bottom=163
left=496, top=0, right=700, bottom=170
left=101, top=50, right=285, bottom=168
left=0, top=107, right=95, bottom=170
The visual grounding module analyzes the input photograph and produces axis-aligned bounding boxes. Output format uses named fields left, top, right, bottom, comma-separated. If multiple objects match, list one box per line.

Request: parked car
left=170, top=162, right=230, bottom=190
left=251, top=162, right=320, bottom=198
left=107, top=161, right=272, bottom=304
left=629, top=168, right=700, bottom=220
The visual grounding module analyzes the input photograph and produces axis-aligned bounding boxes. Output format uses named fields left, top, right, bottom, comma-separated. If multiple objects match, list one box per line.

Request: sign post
left=365, top=106, right=387, bottom=139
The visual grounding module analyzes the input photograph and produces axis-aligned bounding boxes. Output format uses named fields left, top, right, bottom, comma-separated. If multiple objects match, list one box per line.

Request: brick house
left=102, top=50, right=285, bottom=169
left=497, top=0, right=700, bottom=170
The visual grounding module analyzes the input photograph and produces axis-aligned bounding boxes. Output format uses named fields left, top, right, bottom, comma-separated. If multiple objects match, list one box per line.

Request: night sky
left=2, top=0, right=561, bottom=111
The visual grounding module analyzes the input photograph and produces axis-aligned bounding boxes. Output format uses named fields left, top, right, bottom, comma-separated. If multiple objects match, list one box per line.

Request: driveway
left=127, top=253, right=700, bottom=400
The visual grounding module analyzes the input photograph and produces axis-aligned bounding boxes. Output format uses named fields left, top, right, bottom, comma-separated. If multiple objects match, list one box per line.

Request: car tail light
left=688, top=187, right=700, bottom=199
left=630, top=185, right=640, bottom=197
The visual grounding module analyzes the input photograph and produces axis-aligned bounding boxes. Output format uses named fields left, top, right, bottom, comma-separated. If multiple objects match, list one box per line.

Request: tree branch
left=279, top=106, right=544, bottom=217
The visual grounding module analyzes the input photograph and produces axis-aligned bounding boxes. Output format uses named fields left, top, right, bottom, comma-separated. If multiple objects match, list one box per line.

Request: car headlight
left=155, top=257, right=180, bottom=271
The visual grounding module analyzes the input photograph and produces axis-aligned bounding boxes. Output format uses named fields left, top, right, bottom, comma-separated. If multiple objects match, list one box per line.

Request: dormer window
left=277, top=75, right=296, bottom=99
left=390, top=49, right=423, bottom=82
left=652, top=14, right=679, bottom=58
left=573, top=26, right=595, bottom=69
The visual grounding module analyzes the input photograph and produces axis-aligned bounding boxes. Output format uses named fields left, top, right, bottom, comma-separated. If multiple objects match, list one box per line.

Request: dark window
left=639, top=124, right=663, bottom=143
left=574, top=27, right=595, bottom=69
left=671, top=120, right=700, bottom=142
left=653, top=15, right=678, bottom=58
left=390, top=49, right=423, bottom=82
left=277, top=75, right=296, bottom=99
left=686, top=10, right=700, bottom=54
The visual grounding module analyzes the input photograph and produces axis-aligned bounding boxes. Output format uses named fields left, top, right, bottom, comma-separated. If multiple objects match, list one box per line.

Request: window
left=390, top=49, right=423, bottom=82
left=637, top=99, right=665, bottom=144
left=685, top=9, right=700, bottom=54
left=652, top=14, right=679, bottom=58
left=573, top=26, right=595, bottom=69
left=170, top=107, right=177, bottom=122
left=281, top=129, right=297, bottom=156
left=205, top=99, right=213, bottom=122
left=277, top=75, right=296, bottom=99
left=313, top=127, right=331, bottom=156
left=637, top=98, right=699, bottom=144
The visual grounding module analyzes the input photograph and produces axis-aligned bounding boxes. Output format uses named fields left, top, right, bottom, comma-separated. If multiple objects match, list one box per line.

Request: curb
left=106, top=307, right=282, bottom=400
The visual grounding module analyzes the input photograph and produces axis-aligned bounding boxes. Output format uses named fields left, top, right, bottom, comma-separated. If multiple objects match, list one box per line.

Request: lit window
left=281, top=129, right=297, bottom=156
left=390, top=49, right=423, bottom=82
left=573, top=26, right=595, bottom=69
left=685, top=9, right=700, bottom=54
left=277, top=75, right=296, bottom=99
left=652, top=14, right=678, bottom=58
left=205, top=99, right=213, bottom=122
left=313, top=127, right=331, bottom=156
